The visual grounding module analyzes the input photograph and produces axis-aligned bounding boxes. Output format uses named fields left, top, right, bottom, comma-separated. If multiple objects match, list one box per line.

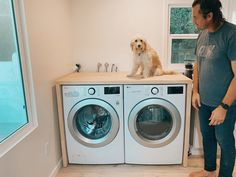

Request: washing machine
left=62, top=85, right=124, bottom=164
left=124, top=84, right=186, bottom=164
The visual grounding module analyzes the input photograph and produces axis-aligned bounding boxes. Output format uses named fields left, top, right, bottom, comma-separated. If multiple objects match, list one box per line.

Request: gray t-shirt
left=196, top=21, right=236, bottom=107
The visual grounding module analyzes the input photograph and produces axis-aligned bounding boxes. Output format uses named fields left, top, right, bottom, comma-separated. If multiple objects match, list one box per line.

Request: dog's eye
left=140, top=40, right=143, bottom=42
left=135, top=40, right=138, bottom=42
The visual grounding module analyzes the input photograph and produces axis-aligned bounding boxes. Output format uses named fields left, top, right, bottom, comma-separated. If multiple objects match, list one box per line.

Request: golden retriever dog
left=127, top=37, right=177, bottom=78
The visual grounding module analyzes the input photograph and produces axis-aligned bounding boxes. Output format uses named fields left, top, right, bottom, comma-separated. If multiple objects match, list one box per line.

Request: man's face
left=192, top=4, right=211, bottom=30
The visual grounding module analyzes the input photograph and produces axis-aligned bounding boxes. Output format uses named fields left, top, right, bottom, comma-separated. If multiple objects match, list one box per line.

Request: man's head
left=192, top=0, right=224, bottom=30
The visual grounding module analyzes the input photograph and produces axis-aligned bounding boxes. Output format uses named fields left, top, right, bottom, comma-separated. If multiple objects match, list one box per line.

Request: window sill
left=0, top=122, right=38, bottom=158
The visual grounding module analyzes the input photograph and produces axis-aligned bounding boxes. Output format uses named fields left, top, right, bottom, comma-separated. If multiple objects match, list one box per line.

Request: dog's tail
left=162, top=70, right=179, bottom=75
left=155, top=68, right=179, bottom=76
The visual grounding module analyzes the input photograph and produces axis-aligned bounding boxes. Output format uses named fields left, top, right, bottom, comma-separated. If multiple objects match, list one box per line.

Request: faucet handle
left=104, top=62, right=109, bottom=72
left=97, top=62, right=102, bottom=72
left=111, top=64, right=115, bottom=72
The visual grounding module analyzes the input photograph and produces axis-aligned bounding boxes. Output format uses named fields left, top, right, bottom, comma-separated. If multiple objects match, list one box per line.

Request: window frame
left=0, top=0, right=38, bottom=157
left=165, top=1, right=198, bottom=71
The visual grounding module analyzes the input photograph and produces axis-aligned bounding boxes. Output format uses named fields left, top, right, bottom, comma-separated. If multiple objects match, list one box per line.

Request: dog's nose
left=138, top=44, right=141, bottom=48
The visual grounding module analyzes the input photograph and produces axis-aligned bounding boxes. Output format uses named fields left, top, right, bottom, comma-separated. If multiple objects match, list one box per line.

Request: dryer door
left=128, top=98, right=181, bottom=148
left=68, top=98, right=119, bottom=148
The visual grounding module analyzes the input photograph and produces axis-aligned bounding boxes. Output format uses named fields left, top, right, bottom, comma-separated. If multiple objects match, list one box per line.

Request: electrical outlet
left=44, top=142, right=49, bottom=156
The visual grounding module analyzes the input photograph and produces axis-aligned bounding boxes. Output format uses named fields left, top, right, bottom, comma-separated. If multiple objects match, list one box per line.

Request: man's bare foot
left=189, top=170, right=216, bottom=177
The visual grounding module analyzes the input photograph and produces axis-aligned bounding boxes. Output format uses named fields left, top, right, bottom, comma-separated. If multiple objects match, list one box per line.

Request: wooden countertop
left=56, top=72, right=192, bottom=85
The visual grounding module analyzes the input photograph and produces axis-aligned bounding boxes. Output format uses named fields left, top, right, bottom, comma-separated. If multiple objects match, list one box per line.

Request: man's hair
left=192, top=0, right=225, bottom=24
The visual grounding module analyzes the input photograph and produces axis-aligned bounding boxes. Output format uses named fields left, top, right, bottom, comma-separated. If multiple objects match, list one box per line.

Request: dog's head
left=130, top=37, right=148, bottom=54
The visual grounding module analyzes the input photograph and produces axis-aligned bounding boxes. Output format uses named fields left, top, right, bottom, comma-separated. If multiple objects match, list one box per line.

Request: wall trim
left=49, top=159, right=62, bottom=177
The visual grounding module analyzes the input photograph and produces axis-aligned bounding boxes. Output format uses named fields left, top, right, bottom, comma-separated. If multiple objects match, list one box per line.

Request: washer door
left=128, top=98, right=181, bottom=148
left=68, top=99, right=119, bottom=148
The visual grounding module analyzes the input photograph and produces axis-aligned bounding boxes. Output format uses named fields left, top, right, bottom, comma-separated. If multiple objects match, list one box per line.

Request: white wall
left=228, top=0, right=236, bottom=24
left=71, top=0, right=167, bottom=72
left=0, top=0, right=73, bottom=177
left=71, top=0, right=232, bottom=73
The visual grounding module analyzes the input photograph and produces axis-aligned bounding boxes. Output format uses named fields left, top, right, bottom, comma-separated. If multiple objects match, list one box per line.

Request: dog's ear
left=143, top=40, right=147, bottom=51
left=130, top=40, right=134, bottom=51
left=142, top=38, right=149, bottom=51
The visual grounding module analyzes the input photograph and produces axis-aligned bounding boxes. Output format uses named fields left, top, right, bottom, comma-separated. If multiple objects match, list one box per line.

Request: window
left=167, top=5, right=199, bottom=69
left=0, top=0, right=28, bottom=142
left=0, top=0, right=37, bottom=156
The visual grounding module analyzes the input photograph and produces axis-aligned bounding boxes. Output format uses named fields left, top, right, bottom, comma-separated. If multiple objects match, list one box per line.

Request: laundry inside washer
left=74, top=105, right=111, bottom=138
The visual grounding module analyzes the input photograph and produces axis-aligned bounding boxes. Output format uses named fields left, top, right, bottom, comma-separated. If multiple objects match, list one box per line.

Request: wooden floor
left=56, top=157, right=236, bottom=177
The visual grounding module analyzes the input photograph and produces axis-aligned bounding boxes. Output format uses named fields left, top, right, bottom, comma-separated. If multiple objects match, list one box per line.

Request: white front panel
left=124, top=84, right=186, bottom=164
left=62, top=85, right=124, bottom=164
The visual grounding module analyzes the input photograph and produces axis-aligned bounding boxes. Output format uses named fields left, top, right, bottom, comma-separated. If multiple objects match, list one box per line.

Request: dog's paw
left=127, top=74, right=134, bottom=77
left=142, top=76, right=148, bottom=79
left=142, top=73, right=151, bottom=78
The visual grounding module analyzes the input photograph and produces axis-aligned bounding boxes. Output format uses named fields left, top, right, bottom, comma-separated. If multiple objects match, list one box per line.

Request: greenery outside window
left=168, top=5, right=199, bottom=68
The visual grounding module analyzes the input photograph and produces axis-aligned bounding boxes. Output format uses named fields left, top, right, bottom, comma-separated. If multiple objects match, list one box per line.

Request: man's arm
left=192, top=62, right=201, bottom=110
left=209, top=61, right=236, bottom=126
left=222, top=61, right=236, bottom=106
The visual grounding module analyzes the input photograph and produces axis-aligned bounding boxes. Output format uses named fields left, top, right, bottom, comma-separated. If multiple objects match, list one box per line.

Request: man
left=190, top=0, right=236, bottom=177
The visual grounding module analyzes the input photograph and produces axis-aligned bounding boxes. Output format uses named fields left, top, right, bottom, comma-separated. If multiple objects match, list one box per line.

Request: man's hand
left=192, top=92, right=201, bottom=110
left=209, top=106, right=227, bottom=126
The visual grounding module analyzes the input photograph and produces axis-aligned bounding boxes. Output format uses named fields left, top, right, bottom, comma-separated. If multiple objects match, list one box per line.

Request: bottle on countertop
left=75, top=64, right=81, bottom=72
left=184, top=63, right=193, bottom=79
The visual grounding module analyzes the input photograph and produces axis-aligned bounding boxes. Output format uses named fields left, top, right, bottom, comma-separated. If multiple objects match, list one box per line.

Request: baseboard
left=190, top=147, right=222, bottom=156
left=49, top=159, right=62, bottom=177
left=191, top=148, right=203, bottom=156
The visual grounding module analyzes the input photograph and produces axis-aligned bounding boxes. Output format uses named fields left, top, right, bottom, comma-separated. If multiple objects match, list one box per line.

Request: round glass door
left=68, top=99, right=119, bottom=147
left=129, top=98, right=181, bottom=148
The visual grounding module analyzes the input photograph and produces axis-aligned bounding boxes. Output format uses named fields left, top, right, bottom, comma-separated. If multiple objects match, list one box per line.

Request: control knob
left=88, top=88, right=96, bottom=95
left=151, top=87, right=159, bottom=95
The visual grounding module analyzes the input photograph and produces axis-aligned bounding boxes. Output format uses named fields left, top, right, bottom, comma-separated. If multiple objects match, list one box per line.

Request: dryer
left=124, top=84, right=186, bottom=164
left=62, top=85, right=124, bottom=164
